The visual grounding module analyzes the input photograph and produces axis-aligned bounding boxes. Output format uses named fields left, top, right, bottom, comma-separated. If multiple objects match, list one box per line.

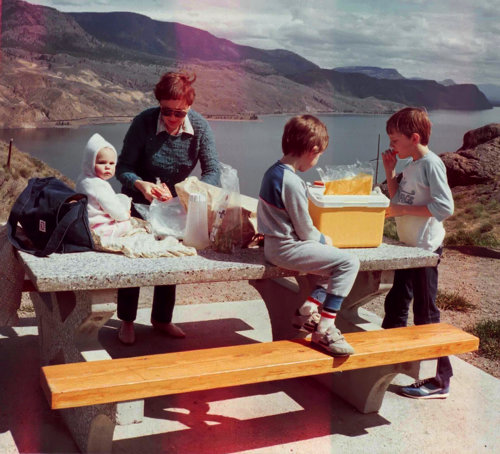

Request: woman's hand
left=134, top=180, right=172, bottom=202
left=151, top=183, right=173, bottom=201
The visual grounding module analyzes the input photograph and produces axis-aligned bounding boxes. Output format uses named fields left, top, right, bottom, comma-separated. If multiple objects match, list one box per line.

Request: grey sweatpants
left=264, top=238, right=360, bottom=297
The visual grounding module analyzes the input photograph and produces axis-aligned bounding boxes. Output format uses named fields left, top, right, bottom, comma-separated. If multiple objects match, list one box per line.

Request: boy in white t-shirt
left=382, top=107, right=454, bottom=399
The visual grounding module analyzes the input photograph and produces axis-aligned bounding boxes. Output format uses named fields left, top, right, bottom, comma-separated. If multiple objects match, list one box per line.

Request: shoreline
left=0, top=110, right=400, bottom=130
left=3, top=106, right=496, bottom=130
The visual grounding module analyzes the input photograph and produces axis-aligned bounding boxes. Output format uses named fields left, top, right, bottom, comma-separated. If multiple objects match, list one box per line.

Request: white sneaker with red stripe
left=311, top=326, right=355, bottom=356
left=292, top=309, right=321, bottom=333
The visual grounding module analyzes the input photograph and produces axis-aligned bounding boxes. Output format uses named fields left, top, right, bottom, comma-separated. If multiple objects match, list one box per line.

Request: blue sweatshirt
left=257, top=161, right=325, bottom=244
left=116, top=107, right=220, bottom=201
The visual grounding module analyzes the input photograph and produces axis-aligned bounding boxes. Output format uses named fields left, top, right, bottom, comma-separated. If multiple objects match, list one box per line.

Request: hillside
left=334, top=66, right=405, bottom=80
left=0, top=0, right=492, bottom=128
left=0, top=140, right=74, bottom=222
left=0, top=48, right=405, bottom=128
left=290, top=68, right=492, bottom=111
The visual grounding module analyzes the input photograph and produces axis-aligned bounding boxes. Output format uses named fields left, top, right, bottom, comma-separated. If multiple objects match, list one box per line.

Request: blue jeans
left=382, top=247, right=453, bottom=387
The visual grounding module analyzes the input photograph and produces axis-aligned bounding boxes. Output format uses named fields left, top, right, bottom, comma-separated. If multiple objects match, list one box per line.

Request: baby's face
left=94, top=147, right=116, bottom=180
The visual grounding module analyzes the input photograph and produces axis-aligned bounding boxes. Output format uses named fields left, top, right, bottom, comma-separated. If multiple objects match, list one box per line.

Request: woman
left=115, top=72, right=220, bottom=345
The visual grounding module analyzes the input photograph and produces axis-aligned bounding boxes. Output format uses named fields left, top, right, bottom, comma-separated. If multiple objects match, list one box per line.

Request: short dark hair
left=386, top=107, right=431, bottom=145
left=282, top=115, right=329, bottom=156
left=154, top=72, right=196, bottom=105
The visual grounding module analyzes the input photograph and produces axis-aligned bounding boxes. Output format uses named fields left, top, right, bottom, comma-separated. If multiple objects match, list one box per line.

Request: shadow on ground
left=1, top=316, right=392, bottom=454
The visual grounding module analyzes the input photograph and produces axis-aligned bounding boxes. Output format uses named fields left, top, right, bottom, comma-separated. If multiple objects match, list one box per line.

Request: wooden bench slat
left=41, top=323, right=478, bottom=410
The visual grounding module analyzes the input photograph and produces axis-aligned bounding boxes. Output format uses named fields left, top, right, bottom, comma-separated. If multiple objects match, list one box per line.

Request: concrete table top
left=18, top=242, right=438, bottom=293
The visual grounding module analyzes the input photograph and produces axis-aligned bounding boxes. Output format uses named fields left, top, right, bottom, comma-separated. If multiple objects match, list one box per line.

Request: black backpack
left=7, top=177, right=94, bottom=257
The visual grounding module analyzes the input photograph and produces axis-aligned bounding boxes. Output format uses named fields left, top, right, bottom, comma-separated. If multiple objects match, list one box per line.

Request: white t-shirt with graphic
left=393, top=151, right=454, bottom=251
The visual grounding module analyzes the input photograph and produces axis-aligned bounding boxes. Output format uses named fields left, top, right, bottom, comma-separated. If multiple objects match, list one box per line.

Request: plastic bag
left=134, top=197, right=187, bottom=239
left=175, top=176, right=258, bottom=248
left=209, top=163, right=243, bottom=253
left=317, top=161, right=374, bottom=195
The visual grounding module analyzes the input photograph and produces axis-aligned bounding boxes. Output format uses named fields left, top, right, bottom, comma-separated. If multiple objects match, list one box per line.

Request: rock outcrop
left=440, top=123, right=500, bottom=187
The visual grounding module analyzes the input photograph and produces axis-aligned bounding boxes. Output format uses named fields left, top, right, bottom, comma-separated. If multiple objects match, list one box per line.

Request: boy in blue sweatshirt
left=257, top=115, right=360, bottom=356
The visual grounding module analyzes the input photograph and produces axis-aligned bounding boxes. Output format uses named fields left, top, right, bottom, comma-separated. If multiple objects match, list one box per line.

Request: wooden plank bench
left=42, top=323, right=478, bottom=410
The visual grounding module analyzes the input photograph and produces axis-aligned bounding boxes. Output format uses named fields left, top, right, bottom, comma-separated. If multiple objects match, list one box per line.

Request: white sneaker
left=311, top=326, right=355, bottom=356
left=292, top=310, right=321, bottom=333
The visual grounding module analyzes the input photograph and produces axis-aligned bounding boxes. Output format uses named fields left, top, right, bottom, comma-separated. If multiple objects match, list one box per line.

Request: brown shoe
left=151, top=319, right=186, bottom=338
left=118, top=321, right=136, bottom=345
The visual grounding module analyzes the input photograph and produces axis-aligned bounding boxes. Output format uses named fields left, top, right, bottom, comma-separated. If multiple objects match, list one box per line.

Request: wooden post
left=7, top=138, right=13, bottom=169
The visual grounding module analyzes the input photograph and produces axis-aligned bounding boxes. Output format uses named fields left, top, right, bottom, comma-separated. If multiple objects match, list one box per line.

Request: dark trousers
left=381, top=247, right=453, bottom=387
left=117, top=285, right=176, bottom=324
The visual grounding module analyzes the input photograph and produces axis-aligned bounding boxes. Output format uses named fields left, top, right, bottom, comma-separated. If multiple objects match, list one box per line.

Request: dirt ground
left=364, top=247, right=500, bottom=379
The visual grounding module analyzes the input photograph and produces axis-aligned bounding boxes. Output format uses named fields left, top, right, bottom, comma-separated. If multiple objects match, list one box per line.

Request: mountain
left=334, top=66, right=405, bottom=80
left=439, top=79, right=456, bottom=86
left=0, top=0, right=492, bottom=128
left=477, top=84, right=500, bottom=106
left=69, top=12, right=319, bottom=76
left=289, top=69, right=492, bottom=111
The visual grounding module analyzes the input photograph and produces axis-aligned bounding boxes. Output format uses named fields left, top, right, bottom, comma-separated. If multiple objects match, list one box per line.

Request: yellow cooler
left=308, top=187, right=390, bottom=248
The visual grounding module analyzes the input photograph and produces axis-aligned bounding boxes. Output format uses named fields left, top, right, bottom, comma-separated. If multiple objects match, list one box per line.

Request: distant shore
left=0, top=109, right=407, bottom=130
left=1, top=113, right=265, bottom=130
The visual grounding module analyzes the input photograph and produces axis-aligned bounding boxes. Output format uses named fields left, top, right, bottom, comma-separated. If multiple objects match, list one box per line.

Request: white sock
left=317, top=309, right=337, bottom=332
left=299, top=296, right=322, bottom=316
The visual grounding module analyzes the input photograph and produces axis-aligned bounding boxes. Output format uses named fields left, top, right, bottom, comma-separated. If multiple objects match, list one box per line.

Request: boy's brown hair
left=386, top=107, right=431, bottom=145
left=154, top=72, right=196, bottom=105
left=282, top=115, right=329, bottom=156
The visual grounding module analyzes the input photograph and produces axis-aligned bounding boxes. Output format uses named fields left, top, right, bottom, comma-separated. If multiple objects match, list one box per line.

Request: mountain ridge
left=0, top=0, right=492, bottom=128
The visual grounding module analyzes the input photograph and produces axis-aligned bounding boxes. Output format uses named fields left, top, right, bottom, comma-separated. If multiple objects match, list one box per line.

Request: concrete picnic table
left=17, top=241, right=438, bottom=452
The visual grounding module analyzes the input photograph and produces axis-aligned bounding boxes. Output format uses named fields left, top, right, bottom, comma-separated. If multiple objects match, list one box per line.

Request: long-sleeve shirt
left=116, top=107, right=220, bottom=201
left=393, top=150, right=454, bottom=251
left=257, top=161, right=325, bottom=243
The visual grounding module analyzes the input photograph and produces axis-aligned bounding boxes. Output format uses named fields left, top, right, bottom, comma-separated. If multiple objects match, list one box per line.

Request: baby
left=76, top=133, right=134, bottom=238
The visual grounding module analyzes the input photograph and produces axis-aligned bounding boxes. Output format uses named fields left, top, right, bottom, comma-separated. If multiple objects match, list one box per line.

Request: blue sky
left=28, top=0, right=500, bottom=85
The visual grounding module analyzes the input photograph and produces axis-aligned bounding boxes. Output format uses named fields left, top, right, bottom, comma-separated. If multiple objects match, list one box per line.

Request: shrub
left=436, top=289, right=475, bottom=312
left=468, top=320, right=500, bottom=360
left=478, top=222, right=494, bottom=233
left=444, top=228, right=500, bottom=248
left=383, top=218, right=398, bottom=240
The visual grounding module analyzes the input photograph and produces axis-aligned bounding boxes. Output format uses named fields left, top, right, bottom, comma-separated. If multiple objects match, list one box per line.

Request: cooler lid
left=308, top=187, right=390, bottom=208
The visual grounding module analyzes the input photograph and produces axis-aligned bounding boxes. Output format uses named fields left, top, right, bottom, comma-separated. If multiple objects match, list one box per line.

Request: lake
left=1, top=108, right=498, bottom=198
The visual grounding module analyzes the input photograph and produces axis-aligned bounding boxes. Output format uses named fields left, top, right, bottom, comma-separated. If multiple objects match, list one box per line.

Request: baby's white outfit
left=75, top=133, right=133, bottom=238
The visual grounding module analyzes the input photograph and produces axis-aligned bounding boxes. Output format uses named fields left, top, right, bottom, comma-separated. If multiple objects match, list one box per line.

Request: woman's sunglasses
left=160, top=108, right=188, bottom=118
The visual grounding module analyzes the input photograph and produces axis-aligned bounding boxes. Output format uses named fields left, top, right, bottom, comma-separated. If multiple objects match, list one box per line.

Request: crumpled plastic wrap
left=317, top=161, right=374, bottom=195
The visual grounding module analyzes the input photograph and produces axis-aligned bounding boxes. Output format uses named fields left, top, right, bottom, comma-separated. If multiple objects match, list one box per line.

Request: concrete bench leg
left=251, top=270, right=394, bottom=337
left=61, top=405, right=116, bottom=453
left=251, top=273, right=424, bottom=414
left=30, top=289, right=133, bottom=453
left=314, top=361, right=421, bottom=413
left=30, top=289, right=117, bottom=365
left=335, top=270, right=394, bottom=331
left=250, top=276, right=311, bottom=340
